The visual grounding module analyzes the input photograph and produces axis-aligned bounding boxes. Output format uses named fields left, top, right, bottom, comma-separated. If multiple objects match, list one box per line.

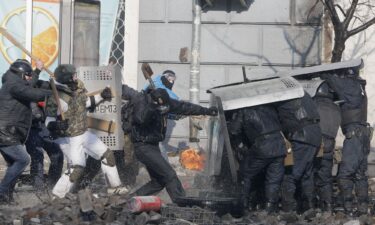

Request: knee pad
left=101, top=150, right=116, bottom=167
left=69, top=165, right=85, bottom=183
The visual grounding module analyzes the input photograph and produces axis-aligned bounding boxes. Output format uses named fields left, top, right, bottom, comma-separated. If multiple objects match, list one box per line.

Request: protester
left=0, top=59, right=51, bottom=203
left=122, top=84, right=217, bottom=202
left=45, top=64, right=128, bottom=198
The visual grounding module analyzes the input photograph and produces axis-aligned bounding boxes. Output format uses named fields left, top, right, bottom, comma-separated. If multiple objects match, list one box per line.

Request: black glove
left=100, top=87, right=113, bottom=101
left=47, top=119, right=69, bottom=131
left=204, top=106, right=218, bottom=116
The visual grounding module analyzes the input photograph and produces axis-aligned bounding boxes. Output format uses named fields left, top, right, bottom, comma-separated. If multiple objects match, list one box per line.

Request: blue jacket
left=143, top=75, right=179, bottom=100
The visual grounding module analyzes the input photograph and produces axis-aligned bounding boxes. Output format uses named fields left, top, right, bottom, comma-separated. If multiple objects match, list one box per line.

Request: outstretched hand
left=206, top=106, right=218, bottom=116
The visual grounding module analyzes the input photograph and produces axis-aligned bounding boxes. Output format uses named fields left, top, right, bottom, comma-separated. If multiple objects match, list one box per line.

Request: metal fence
left=109, top=0, right=125, bottom=69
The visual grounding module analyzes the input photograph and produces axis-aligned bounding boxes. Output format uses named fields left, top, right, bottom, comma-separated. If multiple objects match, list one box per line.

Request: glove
left=47, top=119, right=69, bottom=131
left=204, top=106, right=218, bottom=116
left=100, top=87, right=113, bottom=101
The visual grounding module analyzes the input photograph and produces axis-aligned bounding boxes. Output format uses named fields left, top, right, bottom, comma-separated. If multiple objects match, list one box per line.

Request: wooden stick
left=0, top=27, right=64, bottom=119
left=0, top=27, right=55, bottom=77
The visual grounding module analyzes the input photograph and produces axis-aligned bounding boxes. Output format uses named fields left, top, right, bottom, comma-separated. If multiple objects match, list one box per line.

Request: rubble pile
left=0, top=189, right=374, bottom=225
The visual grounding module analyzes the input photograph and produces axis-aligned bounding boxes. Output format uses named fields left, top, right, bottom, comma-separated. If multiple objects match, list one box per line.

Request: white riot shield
left=206, top=77, right=304, bottom=179
left=77, top=66, right=124, bottom=151
left=208, top=77, right=304, bottom=111
left=276, top=58, right=363, bottom=79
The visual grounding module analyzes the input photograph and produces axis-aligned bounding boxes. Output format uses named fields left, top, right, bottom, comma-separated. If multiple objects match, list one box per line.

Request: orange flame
left=179, top=148, right=205, bottom=171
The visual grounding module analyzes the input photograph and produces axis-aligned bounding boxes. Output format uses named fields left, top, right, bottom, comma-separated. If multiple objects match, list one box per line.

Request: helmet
left=10, top=59, right=33, bottom=77
left=316, top=82, right=334, bottom=99
left=54, top=64, right=76, bottom=84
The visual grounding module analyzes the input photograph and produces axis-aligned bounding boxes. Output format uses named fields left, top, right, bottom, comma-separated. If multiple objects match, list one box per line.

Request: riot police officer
left=312, top=81, right=341, bottom=212
left=276, top=92, right=322, bottom=213
left=228, top=104, right=287, bottom=213
left=321, top=63, right=371, bottom=215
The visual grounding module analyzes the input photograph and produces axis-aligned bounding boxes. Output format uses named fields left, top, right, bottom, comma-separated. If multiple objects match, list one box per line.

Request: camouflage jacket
left=45, top=80, right=88, bottom=137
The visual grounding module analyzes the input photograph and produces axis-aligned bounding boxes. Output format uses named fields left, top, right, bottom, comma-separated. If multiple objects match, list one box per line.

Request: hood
left=2, top=70, right=24, bottom=84
left=143, top=75, right=179, bottom=100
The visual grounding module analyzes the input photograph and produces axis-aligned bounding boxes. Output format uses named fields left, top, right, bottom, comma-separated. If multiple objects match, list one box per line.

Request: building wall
left=137, top=0, right=324, bottom=150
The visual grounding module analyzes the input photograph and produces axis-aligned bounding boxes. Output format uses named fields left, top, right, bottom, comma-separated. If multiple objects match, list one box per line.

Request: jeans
left=0, top=145, right=30, bottom=196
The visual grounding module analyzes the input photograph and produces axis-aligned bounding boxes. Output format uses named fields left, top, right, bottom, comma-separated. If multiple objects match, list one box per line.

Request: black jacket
left=122, top=85, right=209, bottom=144
left=228, top=105, right=286, bottom=158
left=0, top=70, right=51, bottom=146
left=276, top=92, right=322, bottom=147
left=321, top=72, right=367, bottom=128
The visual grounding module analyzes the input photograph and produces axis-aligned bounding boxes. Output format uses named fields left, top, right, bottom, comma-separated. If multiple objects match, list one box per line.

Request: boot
left=282, top=199, right=296, bottom=212
left=281, top=190, right=296, bottom=212
left=301, top=199, right=315, bottom=213
left=343, top=198, right=354, bottom=216
left=357, top=201, right=368, bottom=216
left=0, top=193, right=9, bottom=205
left=339, top=179, right=354, bottom=216
left=265, top=202, right=279, bottom=214
left=356, top=182, right=369, bottom=216
left=320, top=201, right=332, bottom=212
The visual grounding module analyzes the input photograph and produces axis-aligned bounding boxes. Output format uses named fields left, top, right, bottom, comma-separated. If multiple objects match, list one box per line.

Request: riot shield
left=208, top=77, right=304, bottom=111
left=77, top=65, right=124, bottom=151
left=276, top=58, right=363, bottom=79
left=298, top=78, right=325, bottom=98
left=207, top=95, right=238, bottom=183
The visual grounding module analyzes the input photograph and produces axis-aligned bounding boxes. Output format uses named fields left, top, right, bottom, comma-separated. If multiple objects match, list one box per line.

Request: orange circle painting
left=0, top=7, right=59, bottom=68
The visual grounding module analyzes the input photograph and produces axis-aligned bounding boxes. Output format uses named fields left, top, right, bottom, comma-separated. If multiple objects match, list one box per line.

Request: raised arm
left=168, top=98, right=217, bottom=116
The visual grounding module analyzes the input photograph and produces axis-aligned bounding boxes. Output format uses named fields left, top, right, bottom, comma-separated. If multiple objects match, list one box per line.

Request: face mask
left=161, top=76, right=174, bottom=90
left=157, top=105, right=170, bottom=114
left=68, top=81, right=78, bottom=91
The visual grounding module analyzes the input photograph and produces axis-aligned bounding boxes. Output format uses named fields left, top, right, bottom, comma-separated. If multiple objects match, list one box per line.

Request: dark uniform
left=25, top=102, right=63, bottom=189
left=228, top=104, right=286, bottom=213
left=0, top=60, right=51, bottom=203
left=321, top=67, right=371, bottom=215
left=312, top=82, right=341, bottom=211
left=276, top=92, right=322, bottom=212
left=122, top=85, right=217, bottom=202
left=119, top=101, right=139, bottom=187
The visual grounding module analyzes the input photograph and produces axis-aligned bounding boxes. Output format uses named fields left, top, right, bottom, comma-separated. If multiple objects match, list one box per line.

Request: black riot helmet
left=10, top=59, right=33, bottom=79
left=315, top=82, right=334, bottom=99
left=54, top=64, right=78, bottom=90
left=54, top=64, right=76, bottom=84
